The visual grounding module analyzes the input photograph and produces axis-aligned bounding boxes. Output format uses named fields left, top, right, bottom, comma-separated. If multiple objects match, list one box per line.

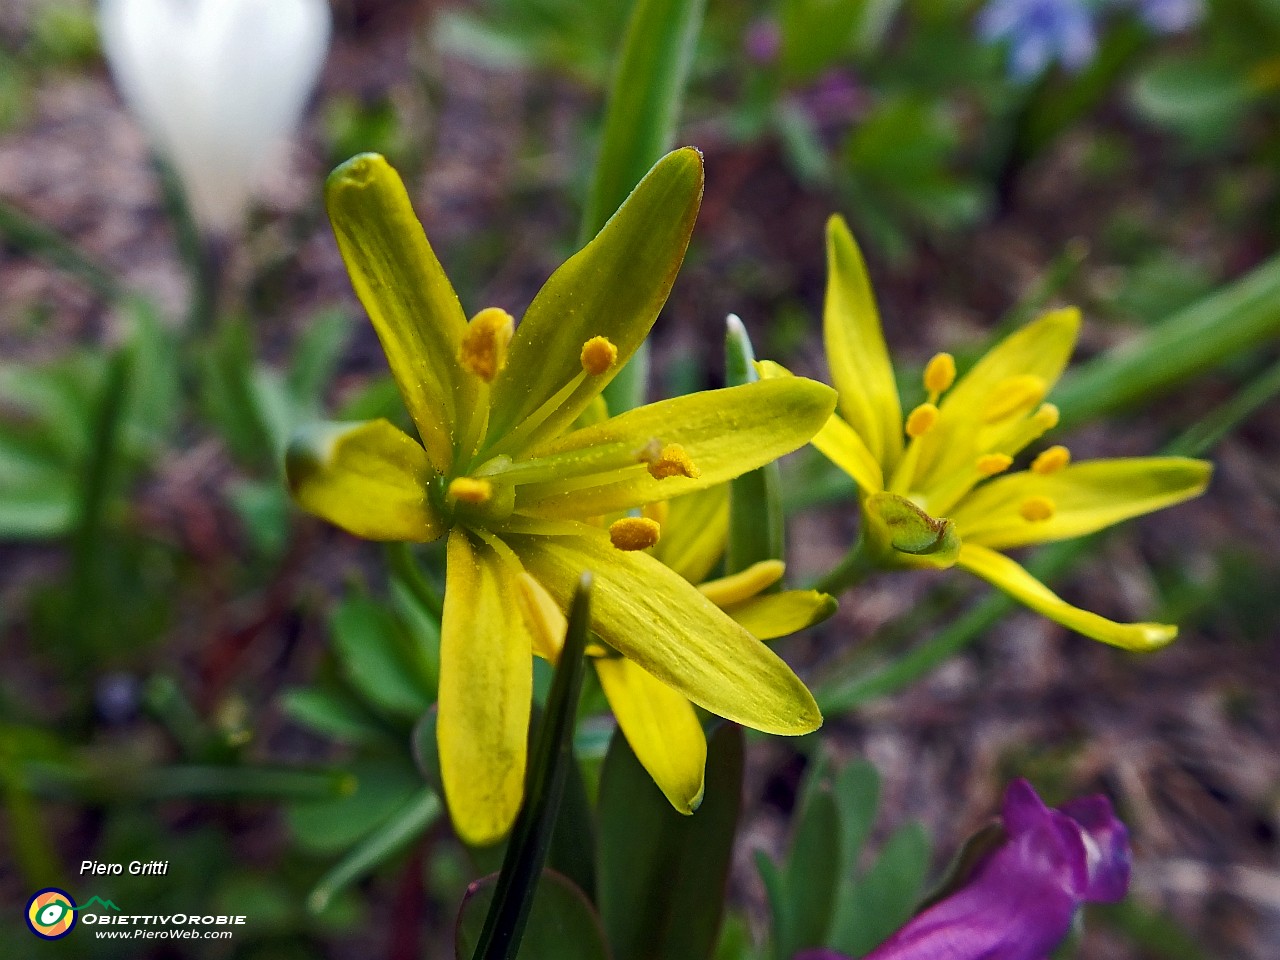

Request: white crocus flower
left=99, top=0, right=332, bottom=235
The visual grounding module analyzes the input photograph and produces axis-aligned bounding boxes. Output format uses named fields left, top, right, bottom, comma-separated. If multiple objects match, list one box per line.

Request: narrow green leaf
left=833, top=760, right=880, bottom=883
left=598, top=723, right=744, bottom=960
left=472, top=575, right=594, bottom=960
left=725, top=315, right=784, bottom=574
left=1053, top=251, right=1280, bottom=429
left=307, top=786, right=441, bottom=914
left=457, top=871, right=609, bottom=960
left=583, top=0, right=706, bottom=414
left=288, top=760, right=421, bottom=855
left=0, top=198, right=122, bottom=300
left=828, top=822, right=931, bottom=957
left=280, top=688, right=390, bottom=746
left=777, top=787, right=840, bottom=957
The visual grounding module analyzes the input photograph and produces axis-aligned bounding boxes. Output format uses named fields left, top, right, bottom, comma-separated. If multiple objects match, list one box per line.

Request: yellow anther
left=976, top=453, right=1013, bottom=477
left=1019, top=496, right=1056, bottom=522
left=609, top=516, right=661, bottom=551
left=1031, top=444, right=1071, bottom=475
left=448, top=477, right=493, bottom=504
left=983, top=375, right=1048, bottom=423
left=905, top=403, right=939, bottom=438
left=1033, top=403, right=1060, bottom=431
left=923, top=352, right=956, bottom=399
left=645, top=442, right=701, bottom=480
left=580, top=336, right=618, bottom=375
left=698, top=560, right=785, bottom=607
left=457, top=307, right=514, bottom=383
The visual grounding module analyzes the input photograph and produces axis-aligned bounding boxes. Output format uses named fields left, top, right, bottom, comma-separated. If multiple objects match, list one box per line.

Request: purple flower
left=744, top=18, right=782, bottom=66
left=977, top=0, right=1098, bottom=81
left=798, top=779, right=1131, bottom=960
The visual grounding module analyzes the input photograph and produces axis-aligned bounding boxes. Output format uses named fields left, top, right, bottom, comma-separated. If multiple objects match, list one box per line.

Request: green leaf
left=833, top=760, right=879, bottom=882
left=287, top=760, right=421, bottom=855
left=581, top=0, right=706, bottom=414
left=724, top=316, right=784, bottom=574
left=307, top=786, right=442, bottom=914
left=777, top=786, right=840, bottom=957
left=598, top=723, right=744, bottom=960
left=329, top=594, right=435, bottom=717
left=471, top=574, right=594, bottom=960
left=828, top=822, right=931, bottom=957
left=1131, top=56, right=1253, bottom=134
left=280, top=688, right=390, bottom=746
left=288, top=307, right=352, bottom=414
left=1053, top=251, right=1280, bottom=430
left=456, top=871, right=609, bottom=960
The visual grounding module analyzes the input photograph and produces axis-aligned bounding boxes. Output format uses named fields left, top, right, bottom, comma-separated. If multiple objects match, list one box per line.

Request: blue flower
left=977, top=0, right=1098, bottom=81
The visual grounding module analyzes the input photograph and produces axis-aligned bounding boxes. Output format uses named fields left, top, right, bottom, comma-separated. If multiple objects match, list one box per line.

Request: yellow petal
left=594, top=657, right=707, bottom=814
left=698, top=560, right=786, bottom=607
left=286, top=419, right=442, bottom=542
left=950, top=457, right=1212, bottom=550
left=512, top=378, right=836, bottom=519
left=325, top=155, right=476, bottom=472
left=650, top=486, right=730, bottom=583
left=905, top=308, right=1079, bottom=497
left=722, top=590, right=838, bottom=640
left=823, top=215, right=902, bottom=470
left=508, top=530, right=822, bottom=735
left=514, top=572, right=567, bottom=663
left=485, top=148, right=704, bottom=453
left=757, top=360, right=883, bottom=492
left=438, top=529, right=532, bottom=845
left=957, top=543, right=1177, bottom=650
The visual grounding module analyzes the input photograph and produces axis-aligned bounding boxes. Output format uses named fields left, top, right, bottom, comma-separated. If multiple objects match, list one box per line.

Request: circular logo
left=26, top=888, right=77, bottom=940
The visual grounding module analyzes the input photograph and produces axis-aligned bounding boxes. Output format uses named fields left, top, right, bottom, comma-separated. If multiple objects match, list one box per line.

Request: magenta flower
left=798, top=779, right=1130, bottom=960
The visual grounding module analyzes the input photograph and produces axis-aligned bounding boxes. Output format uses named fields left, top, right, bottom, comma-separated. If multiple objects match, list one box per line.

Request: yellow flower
left=517, top=486, right=836, bottom=813
left=762, top=215, right=1211, bottom=651
left=286, top=149, right=836, bottom=845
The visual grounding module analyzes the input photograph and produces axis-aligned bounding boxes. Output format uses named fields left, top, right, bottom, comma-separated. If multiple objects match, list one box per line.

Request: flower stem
left=812, top=532, right=875, bottom=596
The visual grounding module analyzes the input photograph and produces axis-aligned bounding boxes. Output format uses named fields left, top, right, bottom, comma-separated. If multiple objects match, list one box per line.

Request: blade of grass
left=1054, top=252, right=1280, bottom=429
left=586, top=0, right=706, bottom=414
left=0, top=199, right=122, bottom=300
